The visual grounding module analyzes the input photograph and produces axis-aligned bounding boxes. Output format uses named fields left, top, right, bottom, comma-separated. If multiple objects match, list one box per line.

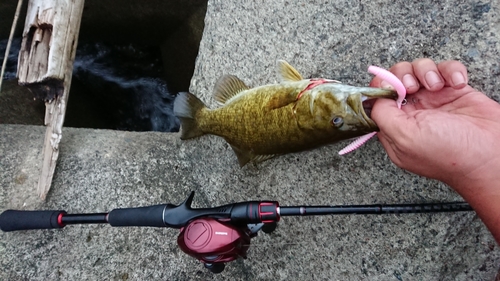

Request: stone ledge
left=1, top=124, right=498, bottom=280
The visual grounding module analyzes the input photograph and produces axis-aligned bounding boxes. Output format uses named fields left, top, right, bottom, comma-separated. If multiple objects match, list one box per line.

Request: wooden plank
left=17, top=0, right=85, bottom=199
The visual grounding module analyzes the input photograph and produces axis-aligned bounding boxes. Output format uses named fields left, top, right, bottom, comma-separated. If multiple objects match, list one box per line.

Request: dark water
left=0, top=38, right=19, bottom=81
left=1, top=39, right=180, bottom=132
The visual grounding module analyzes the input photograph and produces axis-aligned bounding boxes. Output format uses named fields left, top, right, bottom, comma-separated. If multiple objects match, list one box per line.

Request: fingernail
left=451, top=72, right=466, bottom=88
left=380, top=80, right=394, bottom=90
left=424, top=71, right=444, bottom=88
left=402, top=74, right=418, bottom=90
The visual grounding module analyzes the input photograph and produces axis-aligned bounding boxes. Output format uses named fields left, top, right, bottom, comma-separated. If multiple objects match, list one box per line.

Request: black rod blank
left=61, top=213, right=108, bottom=225
left=279, top=202, right=472, bottom=216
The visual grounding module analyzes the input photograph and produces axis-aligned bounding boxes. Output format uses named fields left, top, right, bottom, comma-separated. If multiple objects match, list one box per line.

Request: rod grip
left=0, top=210, right=66, bottom=232
left=107, top=204, right=167, bottom=227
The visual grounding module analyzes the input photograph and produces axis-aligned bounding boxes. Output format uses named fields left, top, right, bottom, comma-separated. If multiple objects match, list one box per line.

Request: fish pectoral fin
left=213, top=75, right=250, bottom=104
left=265, top=94, right=298, bottom=110
left=277, top=60, right=303, bottom=82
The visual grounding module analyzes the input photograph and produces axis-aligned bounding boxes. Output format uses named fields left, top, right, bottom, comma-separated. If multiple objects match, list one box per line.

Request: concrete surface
left=1, top=0, right=500, bottom=280
left=1, top=125, right=498, bottom=280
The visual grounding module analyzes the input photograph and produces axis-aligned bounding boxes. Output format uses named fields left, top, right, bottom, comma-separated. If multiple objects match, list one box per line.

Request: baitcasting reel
left=177, top=217, right=277, bottom=273
left=0, top=192, right=472, bottom=273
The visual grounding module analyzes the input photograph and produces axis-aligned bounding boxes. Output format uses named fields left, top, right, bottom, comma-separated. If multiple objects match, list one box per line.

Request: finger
left=412, top=58, right=445, bottom=92
left=369, top=62, right=420, bottom=94
left=387, top=62, right=420, bottom=94
left=437, top=60, right=468, bottom=89
left=411, top=59, right=445, bottom=91
left=369, top=71, right=387, bottom=88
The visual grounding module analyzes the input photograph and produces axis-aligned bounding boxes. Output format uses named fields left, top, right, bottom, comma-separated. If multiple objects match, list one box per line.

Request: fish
left=173, top=60, right=397, bottom=167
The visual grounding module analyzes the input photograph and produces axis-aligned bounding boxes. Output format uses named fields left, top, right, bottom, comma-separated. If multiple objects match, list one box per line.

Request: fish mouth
left=350, top=88, right=397, bottom=128
left=361, top=98, right=376, bottom=119
left=360, top=88, right=398, bottom=119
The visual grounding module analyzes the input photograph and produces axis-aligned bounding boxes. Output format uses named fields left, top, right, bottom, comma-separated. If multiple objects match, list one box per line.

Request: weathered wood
left=17, top=0, right=85, bottom=199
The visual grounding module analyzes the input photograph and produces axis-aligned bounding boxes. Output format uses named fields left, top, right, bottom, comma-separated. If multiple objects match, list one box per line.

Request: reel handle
left=0, top=210, right=66, bottom=231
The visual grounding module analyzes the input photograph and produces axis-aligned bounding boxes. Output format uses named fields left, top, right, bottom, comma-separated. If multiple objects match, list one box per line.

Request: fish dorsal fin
left=277, top=60, right=303, bottom=82
left=213, top=75, right=250, bottom=105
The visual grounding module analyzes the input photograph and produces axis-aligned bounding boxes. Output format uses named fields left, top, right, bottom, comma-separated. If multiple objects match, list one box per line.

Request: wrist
left=446, top=164, right=500, bottom=244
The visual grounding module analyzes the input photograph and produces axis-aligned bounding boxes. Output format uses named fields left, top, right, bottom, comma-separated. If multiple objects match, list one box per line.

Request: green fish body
left=174, top=61, right=396, bottom=166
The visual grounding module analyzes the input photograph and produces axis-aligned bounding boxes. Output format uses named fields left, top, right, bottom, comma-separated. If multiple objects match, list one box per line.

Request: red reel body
left=177, top=218, right=252, bottom=264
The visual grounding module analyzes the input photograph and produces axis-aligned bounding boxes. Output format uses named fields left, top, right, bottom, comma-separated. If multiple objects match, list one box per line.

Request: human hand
left=369, top=59, right=500, bottom=243
left=370, top=59, right=500, bottom=188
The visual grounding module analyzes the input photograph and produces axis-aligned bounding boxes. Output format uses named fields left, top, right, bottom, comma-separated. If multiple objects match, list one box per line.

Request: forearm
left=448, top=176, right=500, bottom=244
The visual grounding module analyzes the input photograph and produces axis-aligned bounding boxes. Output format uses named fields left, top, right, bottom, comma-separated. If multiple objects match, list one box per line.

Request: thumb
left=370, top=98, right=413, bottom=167
left=371, top=98, right=409, bottom=135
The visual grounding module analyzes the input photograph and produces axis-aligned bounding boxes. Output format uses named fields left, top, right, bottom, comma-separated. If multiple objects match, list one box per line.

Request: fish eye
left=331, top=117, right=343, bottom=127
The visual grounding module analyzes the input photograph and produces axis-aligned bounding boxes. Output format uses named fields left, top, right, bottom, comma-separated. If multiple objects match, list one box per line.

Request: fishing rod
left=0, top=191, right=472, bottom=273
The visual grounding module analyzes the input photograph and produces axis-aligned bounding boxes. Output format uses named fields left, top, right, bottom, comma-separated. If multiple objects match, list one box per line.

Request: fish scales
left=198, top=83, right=311, bottom=153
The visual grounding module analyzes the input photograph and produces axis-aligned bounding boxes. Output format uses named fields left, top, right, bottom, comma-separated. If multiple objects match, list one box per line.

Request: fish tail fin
left=174, top=92, right=206, bottom=139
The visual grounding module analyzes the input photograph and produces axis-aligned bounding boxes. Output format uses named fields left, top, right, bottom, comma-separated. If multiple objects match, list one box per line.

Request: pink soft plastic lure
left=338, top=66, right=406, bottom=155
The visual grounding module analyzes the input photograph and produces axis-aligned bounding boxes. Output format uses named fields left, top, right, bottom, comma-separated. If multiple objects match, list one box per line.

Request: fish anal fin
left=213, top=75, right=250, bottom=104
left=229, top=144, right=278, bottom=167
left=251, top=154, right=278, bottom=164
left=277, top=60, right=303, bottom=82
left=229, top=144, right=252, bottom=167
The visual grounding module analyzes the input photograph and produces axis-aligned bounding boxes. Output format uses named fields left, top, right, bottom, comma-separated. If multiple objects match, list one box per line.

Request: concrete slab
left=1, top=0, right=500, bottom=280
left=0, top=124, right=498, bottom=281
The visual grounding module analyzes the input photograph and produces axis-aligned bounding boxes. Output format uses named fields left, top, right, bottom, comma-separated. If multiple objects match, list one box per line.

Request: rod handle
left=107, top=204, right=167, bottom=227
left=0, top=210, right=66, bottom=232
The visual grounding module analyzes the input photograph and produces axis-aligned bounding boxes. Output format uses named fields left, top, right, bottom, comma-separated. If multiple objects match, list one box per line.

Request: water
left=1, top=39, right=180, bottom=132
left=0, top=38, right=19, bottom=81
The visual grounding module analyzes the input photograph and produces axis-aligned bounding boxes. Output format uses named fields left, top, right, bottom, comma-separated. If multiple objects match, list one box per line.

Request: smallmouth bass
left=174, top=61, right=396, bottom=166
